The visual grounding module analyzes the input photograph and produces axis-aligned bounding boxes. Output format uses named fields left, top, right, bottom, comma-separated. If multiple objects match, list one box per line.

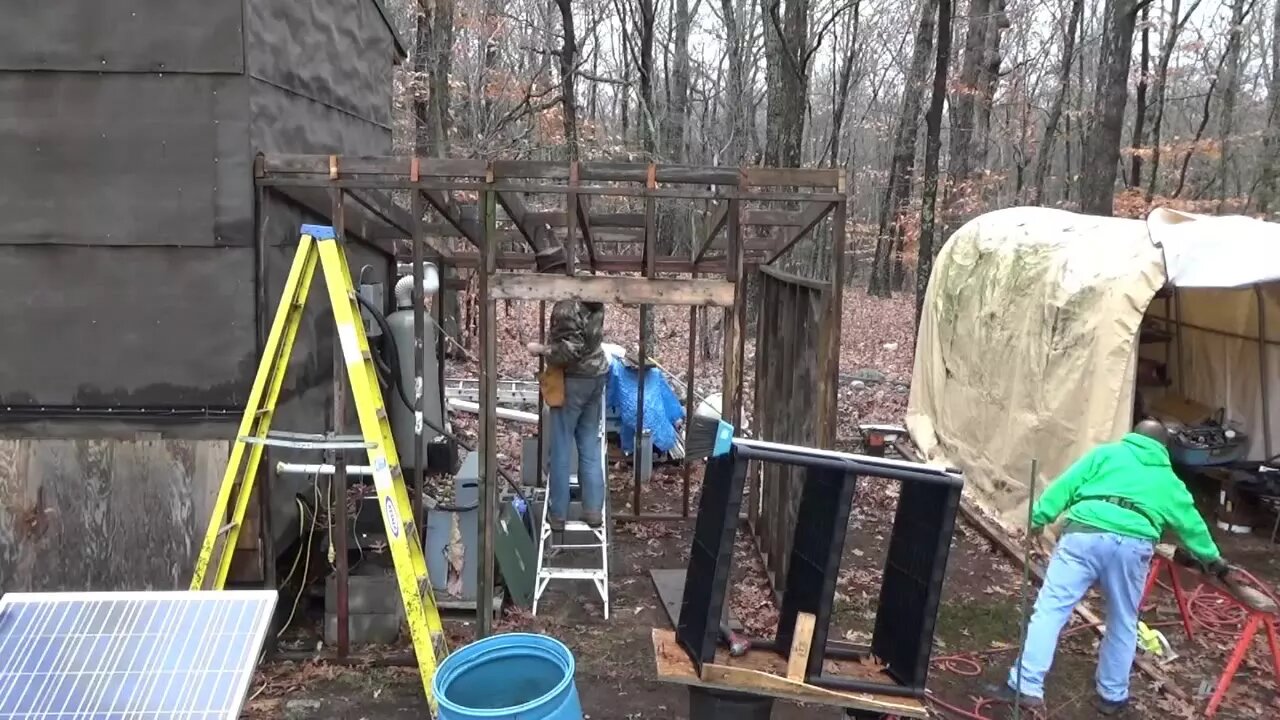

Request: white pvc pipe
left=276, top=462, right=374, bottom=477
left=447, top=398, right=539, bottom=425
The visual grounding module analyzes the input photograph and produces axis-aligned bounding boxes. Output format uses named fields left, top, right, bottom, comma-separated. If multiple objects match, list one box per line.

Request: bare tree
left=1028, top=0, right=1084, bottom=205
left=414, top=0, right=456, bottom=156
left=1079, top=0, right=1147, bottom=215
left=869, top=0, right=938, bottom=297
left=1217, top=0, right=1256, bottom=211
left=917, top=0, right=953, bottom=324
left=1128, top=3, right=1150, bottom=188
left=1144, top=0, right=1202, bottom=201
left=555, top=0, right=580, bottom=160
left=1260, top=0, right=1280, bottom=213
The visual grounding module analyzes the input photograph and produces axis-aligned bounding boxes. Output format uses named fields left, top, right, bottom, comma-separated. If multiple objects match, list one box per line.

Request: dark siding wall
left=245, top=0, right=395, bottom=129
left=0, top=73, right=253, bottom=247
left=252, top=89, right=398, bottom=548
left=0, top=246, right=257, bottom=407
left=0, top=0, right=244, bottom=73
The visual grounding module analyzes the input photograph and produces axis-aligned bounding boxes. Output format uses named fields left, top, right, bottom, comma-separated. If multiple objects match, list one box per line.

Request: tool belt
left=1080, top=495, right=1160, bottom=532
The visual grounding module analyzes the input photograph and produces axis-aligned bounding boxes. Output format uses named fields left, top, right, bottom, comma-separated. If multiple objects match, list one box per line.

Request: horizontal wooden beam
left=742, top=167, right=842, bottom=188
left=528, top=211, right=646, bottom=228
left=260, top=154, right=844, bottom=188
left=743, top=209, right=808, bottom=227
left=489, top=273, right=736, bottom=306
left=766, top=201, right=837, bottom=265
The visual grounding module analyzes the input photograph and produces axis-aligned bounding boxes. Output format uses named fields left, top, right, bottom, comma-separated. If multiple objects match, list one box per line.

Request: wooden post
left=251, top=160, right=277, bottom=606
left=411, top=187, right=426, bottom=531
left=721, top=176, right=744, bottom=427
left=565, top=162, right=579, bottom=276
left=329, top=187, right=351, bottom=659
left=817, top=183, right=847, bottom=448
left=477, top=167, right=499, bottom=636
left=635, top=164, right=657, bottom=513
left=537, top=301, right=547, bottom=487
left=683, top=278, right=699, bottom=518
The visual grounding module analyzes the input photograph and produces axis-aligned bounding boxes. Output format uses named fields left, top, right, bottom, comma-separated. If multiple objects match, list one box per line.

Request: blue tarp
left=605, top=357, right=685, bottom=454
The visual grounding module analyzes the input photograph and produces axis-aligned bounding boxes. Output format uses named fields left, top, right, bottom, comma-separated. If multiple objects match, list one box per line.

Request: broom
left=683, top=394, right=737, bottom=460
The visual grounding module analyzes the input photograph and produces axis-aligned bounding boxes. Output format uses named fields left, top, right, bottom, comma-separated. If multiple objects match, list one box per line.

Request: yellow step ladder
left=190, top=224, right=448, bottom=714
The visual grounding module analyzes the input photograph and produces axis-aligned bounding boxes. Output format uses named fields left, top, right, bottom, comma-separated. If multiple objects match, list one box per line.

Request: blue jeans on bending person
left=548, top=374, right=607, bottom=526
left=1007, top=530, right=1153, bottom=704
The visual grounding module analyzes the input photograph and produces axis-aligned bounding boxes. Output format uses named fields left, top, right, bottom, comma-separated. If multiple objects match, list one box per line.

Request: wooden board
left=490, top=273, right=736, bottom=307
left=649, top=568, right=743, bottom=631
left=495, top=499, right=537, bottom=607
left=0, top=438, right=227, bottom=591
left=650, top=629, right=928, bottom=718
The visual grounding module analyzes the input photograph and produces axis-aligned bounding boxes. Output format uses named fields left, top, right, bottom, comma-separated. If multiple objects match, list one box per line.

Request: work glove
left=526, top=342, right=547, bottom=356
left=1204, top=557, right=1233, bottom=582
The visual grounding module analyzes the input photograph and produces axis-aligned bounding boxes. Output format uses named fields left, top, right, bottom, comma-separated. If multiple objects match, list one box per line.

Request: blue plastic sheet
left=605, top=357, right=685, bottom=454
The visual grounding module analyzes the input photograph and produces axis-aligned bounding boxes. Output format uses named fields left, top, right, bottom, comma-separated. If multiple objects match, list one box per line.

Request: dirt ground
left=243, top=457, right=1280, bottom=720
left=241, top=297, right=1280, bottom=719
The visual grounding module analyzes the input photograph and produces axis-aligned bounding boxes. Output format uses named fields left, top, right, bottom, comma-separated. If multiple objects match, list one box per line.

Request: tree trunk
left=554, top=0, right=580, bottom=161
left=1145, top=0, right=1199, bottom=201
left=414, top=0, right=455, bottom=156
left=721, top=0, right=750, bottom=164
left=869, top=0, right=938, bottom=297
left=828, top=1, right=862, bottom=168
left=917, top=0, right=954, bottom=326
left=1128, top=3, right=1149, bottom=189
left=639, top=0, right=657, bottom=157
left=662, top=0, right=694, bottom=162
left=1260, top=0, right=1280, bottom=214
left=1217, top=0, right=1250, bottom=212
left=945, top=0, right=1005, bottom=232
left=1028, top=0, right=1083, bottom=205
left=973, top=1, right=1009, bottom=167
left=1079, top=0, right=1143, bottom=216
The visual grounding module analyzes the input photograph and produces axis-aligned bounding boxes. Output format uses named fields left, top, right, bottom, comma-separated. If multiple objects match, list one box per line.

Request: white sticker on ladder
left=337, top=324, right=363, bottom=365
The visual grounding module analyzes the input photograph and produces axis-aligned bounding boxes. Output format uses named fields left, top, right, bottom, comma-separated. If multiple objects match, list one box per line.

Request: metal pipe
left=733, top=438, right=963, bottom=485
left=447, top=398, right=539, bottom=424
left=809, top=675, right=927, bottom=699
left=1258, top=285, right=1273, bottom=459
left=277, top=462, right=374, bottom=476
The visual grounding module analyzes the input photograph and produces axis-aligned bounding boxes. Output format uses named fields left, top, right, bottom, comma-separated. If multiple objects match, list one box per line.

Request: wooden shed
left=0, top=0, right=407, bottom=590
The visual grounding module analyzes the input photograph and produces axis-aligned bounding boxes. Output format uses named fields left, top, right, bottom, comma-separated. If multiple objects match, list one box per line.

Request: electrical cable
left=276, top=487, right=319, bottom=639
left=925, top=568, right=1280, bottom=720
left=354, top=293, right=528, bottom=507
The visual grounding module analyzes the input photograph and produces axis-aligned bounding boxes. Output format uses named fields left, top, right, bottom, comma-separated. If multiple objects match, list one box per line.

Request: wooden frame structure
left=254, top=154, right=847, bottom=636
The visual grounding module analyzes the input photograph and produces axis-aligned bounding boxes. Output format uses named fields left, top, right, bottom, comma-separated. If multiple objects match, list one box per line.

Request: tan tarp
left=906, top=206, right=1280, bottom=530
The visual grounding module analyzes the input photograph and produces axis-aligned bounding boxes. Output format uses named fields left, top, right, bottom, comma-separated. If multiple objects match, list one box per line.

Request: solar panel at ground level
left=0, top=590, right=277, bottom=720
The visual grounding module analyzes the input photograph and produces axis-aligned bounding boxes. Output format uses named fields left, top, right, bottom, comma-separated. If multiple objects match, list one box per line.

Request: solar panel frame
left=0, top=589, right=277, bottom=720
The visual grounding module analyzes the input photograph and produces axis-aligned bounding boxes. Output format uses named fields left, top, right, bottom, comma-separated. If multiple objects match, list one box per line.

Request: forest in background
left=379, top=0, right=1280, bottom=314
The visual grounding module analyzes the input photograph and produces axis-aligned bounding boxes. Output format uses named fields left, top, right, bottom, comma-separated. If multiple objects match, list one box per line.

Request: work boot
left=1093, top=696, right=1129, bottom=716
left=982, top=683, right=1045, bottom=710
left=547, top=515, right=566, bottom=533
left=583, top=509, right=604, bottom=528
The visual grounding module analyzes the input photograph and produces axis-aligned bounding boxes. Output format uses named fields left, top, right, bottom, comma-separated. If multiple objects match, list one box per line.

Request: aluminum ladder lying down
left=532, top=400, right=610, bottom=619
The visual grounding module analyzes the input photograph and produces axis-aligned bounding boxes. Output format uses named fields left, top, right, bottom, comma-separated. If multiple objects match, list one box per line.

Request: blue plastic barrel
left=433, top=633, right=583, bottom=720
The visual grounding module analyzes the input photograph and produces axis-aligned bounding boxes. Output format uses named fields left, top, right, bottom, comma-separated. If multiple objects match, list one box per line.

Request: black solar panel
left=0, top=590, right=277, bottom=720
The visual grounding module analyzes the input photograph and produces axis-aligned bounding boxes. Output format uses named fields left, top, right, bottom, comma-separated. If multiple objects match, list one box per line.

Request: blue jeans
left=548, top=375, right=607, bottom=521
left=1007, top=531, right=1153, bottom=703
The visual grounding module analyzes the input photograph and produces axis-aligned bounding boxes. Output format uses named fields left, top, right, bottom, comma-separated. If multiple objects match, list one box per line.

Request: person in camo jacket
left=525, top=230, right=609, bottom=532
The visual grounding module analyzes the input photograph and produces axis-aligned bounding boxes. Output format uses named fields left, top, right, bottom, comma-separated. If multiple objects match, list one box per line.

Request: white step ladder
left=532, top=400, right=610, bottom=619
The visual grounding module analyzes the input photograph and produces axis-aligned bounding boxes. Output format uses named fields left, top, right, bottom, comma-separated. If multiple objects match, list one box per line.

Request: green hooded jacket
left=1032, top=433, right=1221, bottom=563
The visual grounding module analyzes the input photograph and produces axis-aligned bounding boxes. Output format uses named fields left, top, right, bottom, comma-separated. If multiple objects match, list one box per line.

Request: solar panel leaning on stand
left=0, top=590, right=276, bottom=720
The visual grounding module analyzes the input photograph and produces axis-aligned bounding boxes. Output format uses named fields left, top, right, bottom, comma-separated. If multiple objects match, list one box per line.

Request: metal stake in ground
left=1013, top=458, right=1038, bottom=719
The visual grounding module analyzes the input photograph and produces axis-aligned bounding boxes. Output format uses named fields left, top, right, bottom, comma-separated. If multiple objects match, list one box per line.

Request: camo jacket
left=546, top=300, right=608, bottom=377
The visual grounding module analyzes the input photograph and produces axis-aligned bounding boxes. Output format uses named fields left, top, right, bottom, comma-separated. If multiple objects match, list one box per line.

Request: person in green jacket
left=988, top=419, right=1229, bottom=715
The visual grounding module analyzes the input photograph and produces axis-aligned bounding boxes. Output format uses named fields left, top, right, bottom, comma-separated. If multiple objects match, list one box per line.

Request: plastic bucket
left=433, top=633, right=583, bottom=720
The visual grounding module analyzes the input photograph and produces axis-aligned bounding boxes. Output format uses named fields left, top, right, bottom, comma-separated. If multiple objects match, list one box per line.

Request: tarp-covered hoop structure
left=907, top=206, right=1280, bottom=528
